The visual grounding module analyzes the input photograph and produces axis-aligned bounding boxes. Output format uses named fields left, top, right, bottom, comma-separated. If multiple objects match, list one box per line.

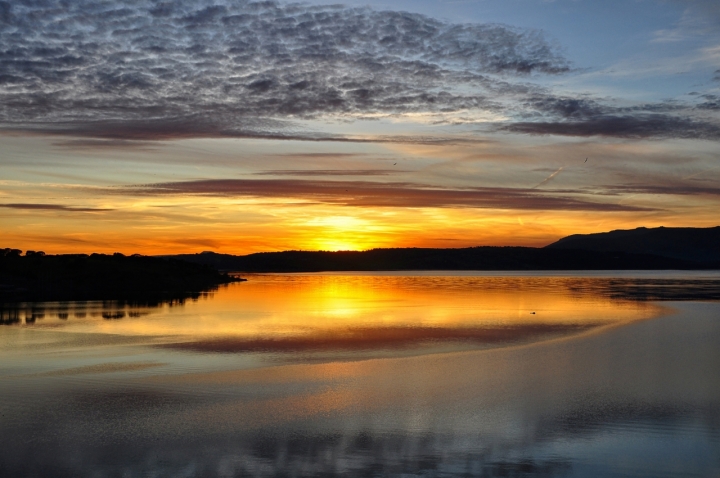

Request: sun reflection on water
left=1, top=274, right=719, bottom=477
left=1, top=274, right=665, bottom=358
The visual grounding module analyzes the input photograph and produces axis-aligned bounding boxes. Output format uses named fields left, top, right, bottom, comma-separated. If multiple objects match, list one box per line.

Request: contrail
left=533, top=166, right=564, bottom=189
left=682, top=165, right=720, bottom=180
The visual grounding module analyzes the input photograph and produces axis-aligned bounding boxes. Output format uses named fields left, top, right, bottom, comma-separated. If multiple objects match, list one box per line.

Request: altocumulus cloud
left=0, top=0, right=570, bottom=140
left=1, top=0, right=717, bottom=141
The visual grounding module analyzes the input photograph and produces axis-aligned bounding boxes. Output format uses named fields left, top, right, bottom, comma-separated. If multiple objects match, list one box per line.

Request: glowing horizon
left=1, top=1, right=719, bottom=255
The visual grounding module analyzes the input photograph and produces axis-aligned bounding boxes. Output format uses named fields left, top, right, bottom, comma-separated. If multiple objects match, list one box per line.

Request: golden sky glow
left=1, top=0, right=719, bottom=255
left=1, top=133, right=718, bottom=255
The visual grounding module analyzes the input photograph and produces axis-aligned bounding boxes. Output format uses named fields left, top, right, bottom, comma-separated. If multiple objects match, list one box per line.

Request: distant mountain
left=168, top=246, right=714, bottom=273
left=545, top=226, right=720, bottom=263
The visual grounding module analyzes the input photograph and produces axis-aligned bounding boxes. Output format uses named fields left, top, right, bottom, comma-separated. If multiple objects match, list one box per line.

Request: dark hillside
left=546, top=226, right=720, bottom=263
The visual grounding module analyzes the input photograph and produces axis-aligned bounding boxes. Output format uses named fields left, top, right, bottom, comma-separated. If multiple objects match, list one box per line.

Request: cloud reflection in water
left=0, top=274, right=719, bottom=477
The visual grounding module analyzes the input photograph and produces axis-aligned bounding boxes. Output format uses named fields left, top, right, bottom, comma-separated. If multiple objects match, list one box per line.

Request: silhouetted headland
left=0, top=249, right=244, bottom=302
left=546, top=226, right=720, bottom=263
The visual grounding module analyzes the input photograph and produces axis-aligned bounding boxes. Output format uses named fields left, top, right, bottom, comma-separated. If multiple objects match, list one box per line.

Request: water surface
left=1, top=272, right=719, bottom=477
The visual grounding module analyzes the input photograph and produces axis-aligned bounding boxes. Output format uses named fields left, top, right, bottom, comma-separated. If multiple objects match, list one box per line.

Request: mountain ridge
left=545, top=226, right=720, bottom=263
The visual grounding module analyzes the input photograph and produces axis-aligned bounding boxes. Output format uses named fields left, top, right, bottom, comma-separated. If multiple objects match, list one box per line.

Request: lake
left=1, top=272, right=719, bottom=477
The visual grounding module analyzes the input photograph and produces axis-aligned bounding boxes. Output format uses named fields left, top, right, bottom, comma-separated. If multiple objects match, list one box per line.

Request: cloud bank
left=501, top=114, right=720, bottom=139
left=0, top=203, right=113, bottom=212
left=0, top=0, right=569, bottom=139
left=1, top=0, right=717, bottom=142
left=498, top=95, right=720, bottom=139
left=122, top=179, right=652, bottom=212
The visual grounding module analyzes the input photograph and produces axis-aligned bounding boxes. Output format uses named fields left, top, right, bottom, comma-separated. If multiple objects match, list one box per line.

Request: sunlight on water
left=1, top=274, right=662, bottom=357
left=0, top=273, right=719, bottom=477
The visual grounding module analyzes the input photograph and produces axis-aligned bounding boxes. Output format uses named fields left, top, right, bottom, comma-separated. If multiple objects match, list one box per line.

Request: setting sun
left=2, top=1, right=720, bottom=476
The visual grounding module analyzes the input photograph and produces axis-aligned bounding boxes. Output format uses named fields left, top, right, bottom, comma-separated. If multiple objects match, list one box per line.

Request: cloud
left=4, top=118, right=489, bottom=144
left=269, top=153, right=365, bottom=158
left=254, top=169, right=404, bottom=176
left=2, top=0, right=715, bottom=143
left=497, top=94, right=720, bottom=139
left=524, top=96, right=607, bottom=119
left=0, top=0, right=569, bottom=140
left=696, top=94, right=720, bottom=110
left=117, top=179, right=652, bottom=212
left=0, top=203, right=113, bottom=212
left=51, top=138, right=160, bottom=150
left=657, top=0, right=720, bottom=41
left=603, top=184, right=720, bottom=197
left=499, top=114, right=720, bottom=139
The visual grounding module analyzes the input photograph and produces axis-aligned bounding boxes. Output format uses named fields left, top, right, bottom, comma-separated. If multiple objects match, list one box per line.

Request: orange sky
left=2, top=134, right=718, bottom=255
left=2, top=1, right=719, bottom=255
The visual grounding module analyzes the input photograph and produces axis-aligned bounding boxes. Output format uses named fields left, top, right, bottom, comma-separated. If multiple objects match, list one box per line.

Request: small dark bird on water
left=530, top=312, right=536, bottom=314
left=584, top=157, right=588, bottom=163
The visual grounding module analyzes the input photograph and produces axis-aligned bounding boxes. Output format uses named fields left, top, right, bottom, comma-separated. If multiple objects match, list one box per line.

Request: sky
left=1, top=0, right=719, bottom=255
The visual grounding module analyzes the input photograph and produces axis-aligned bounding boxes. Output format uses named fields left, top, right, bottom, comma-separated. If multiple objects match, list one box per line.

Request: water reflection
left=564, top=277, right=720, bottom=301
left=1, top=274, right=675, bottom=360
left=0, top=292, right=215, bottom=325
left=0, top=274, right=719, bottom=477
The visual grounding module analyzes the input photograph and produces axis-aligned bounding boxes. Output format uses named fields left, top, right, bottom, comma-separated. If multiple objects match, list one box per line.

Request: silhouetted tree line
left=0, top=250, right=243, bottom=302
left=170, top=246, right=718, bottom=273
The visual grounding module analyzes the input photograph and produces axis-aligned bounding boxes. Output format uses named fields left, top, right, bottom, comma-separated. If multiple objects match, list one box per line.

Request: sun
left=313, top=238, right=364, bottom=252
left=303, top=216, right=372, bottom=251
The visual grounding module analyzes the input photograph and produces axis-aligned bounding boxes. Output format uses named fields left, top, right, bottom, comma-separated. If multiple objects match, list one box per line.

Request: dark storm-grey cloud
left=0, top=0, right=569, bottom=138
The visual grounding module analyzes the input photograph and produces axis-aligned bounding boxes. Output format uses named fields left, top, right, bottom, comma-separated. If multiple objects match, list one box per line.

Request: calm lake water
left=1, top=272, right=719, bottom=477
